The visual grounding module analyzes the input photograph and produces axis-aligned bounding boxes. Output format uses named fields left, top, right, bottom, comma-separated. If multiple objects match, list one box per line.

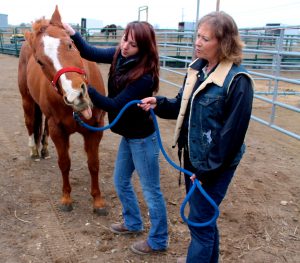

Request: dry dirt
left=0, top=53, right=299, bottom=263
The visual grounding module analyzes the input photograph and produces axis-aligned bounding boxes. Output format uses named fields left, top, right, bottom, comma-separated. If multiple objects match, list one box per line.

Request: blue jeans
left=113, top=132, right=168, bottom=250
left=184, top=151, right=237, bottom=262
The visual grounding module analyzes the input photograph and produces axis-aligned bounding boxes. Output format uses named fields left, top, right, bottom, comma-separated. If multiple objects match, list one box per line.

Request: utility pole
left=216, top=0, right=220, bottom=11
left=192, top=0, right=201, bottom=59
left=196, top=0, right=200, bottom=23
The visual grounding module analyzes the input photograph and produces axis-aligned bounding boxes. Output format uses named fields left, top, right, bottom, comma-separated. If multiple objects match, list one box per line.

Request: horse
left=18, top=6, right=108, bottom=216
left=101, top=24, right=117, bottom=39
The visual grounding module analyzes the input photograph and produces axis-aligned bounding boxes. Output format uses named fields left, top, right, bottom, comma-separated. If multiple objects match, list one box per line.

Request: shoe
left=177, top=256, right=187, bottom=263
left=130, top=240, right=166, bottom=255
left=110, top=223, right=138, bottom=234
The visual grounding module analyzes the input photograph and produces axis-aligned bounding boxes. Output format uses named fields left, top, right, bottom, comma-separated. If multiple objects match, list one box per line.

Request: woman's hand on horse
left=63, top=23, right=75, bottom=36
left=138, top=97, right=157, bottom=111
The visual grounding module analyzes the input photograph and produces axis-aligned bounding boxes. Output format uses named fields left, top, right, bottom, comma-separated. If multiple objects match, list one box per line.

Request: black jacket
left=71, top=32, right=155, bottom=138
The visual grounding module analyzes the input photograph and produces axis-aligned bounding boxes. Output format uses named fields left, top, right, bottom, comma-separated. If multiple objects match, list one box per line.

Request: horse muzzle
left=63, top=84, right=94, bottom=120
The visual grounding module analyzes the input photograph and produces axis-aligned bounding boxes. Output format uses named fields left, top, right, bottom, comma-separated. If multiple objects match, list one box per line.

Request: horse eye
left=70, top=42, right=78, bottom=51
left=36, top=59, right=44, bottom=67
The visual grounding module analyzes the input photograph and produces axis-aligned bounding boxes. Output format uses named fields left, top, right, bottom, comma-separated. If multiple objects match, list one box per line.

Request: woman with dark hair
left=64, top=21, right=168, bottom=255
left=139, top=11, right=254, bottom=262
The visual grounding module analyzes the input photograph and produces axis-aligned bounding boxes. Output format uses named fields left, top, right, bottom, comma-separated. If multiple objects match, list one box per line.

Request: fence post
left=270, top=28, right=285, bottom=125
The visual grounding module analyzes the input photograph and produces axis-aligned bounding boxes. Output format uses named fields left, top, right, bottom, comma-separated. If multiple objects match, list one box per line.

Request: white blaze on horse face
left=42, top=35, right=80, bottom=102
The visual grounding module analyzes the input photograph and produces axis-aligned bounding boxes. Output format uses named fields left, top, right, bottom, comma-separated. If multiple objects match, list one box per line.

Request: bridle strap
left=51, top=67, right=87, bottom=89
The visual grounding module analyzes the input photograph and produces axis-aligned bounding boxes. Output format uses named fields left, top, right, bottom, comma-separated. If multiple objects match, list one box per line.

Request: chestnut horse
left=18, top=6, right=108, bottom=215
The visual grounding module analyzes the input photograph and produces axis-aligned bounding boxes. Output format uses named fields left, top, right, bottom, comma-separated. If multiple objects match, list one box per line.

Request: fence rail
left=157, top=26, right=300, bottom=141
left=1, top=25, right=299, bottom=140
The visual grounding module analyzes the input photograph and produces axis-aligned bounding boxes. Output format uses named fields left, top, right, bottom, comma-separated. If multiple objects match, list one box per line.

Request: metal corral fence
left=156, top=25, right=300, bottom=141
left=1, top=25, right=299, bottom=140
left=0, top=26, right=122, bottom=56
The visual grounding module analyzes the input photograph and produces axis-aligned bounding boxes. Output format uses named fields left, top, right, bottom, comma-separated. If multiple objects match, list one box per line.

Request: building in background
left=178, top=21, right=196, bottom=32
left=265, top=23, right=299, bottom=36
left=0, top=13, right=8, bottom=28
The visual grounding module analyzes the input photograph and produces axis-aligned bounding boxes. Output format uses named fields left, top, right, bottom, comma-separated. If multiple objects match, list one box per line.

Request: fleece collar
left=189, top=58, right=233, bottom=87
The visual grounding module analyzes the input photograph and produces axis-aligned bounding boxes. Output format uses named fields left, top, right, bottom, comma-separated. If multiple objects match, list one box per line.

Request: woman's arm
left=64, top=23, right=115, bottom=63
left=88, top=74, right=154, bottom=112
left=71, top=32, right=115, bottom=63
left=139, top=87, right=183, bottom=120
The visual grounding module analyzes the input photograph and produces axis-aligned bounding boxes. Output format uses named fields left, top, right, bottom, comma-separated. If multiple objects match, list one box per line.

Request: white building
left=0, top=13, right=8, bottom=28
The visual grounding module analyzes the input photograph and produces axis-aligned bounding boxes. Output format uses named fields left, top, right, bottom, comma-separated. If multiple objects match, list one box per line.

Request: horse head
left=24, top=6, right=93, bottom=119
left=100, top=26, right=106, bottom=33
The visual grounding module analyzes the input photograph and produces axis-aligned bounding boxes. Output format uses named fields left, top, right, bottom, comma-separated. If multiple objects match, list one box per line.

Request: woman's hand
left=190, top=174, right=202, bottom=185
left=190, top=174, right=196, bottom=183
left=138, top=97, right=157, bottom=111
left=63, top=23, right=76, bottom=36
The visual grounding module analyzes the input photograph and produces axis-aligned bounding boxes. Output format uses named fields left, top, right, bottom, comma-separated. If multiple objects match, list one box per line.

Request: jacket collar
left=189, top=58, right=233, bottom=87
left=116, top=53, right=139, bottom=71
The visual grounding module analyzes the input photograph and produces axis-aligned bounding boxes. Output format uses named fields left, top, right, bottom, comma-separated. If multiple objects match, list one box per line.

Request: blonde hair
left=198, top=11, right=244, bottom=64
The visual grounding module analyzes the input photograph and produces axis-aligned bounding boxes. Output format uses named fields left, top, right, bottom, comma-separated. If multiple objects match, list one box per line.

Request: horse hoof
left=60, top=204, right=73, bottom=212
left=30, top=155, right=40, bottom=162
left=93, top=207, right=108, bottom=216
left=41, top=149, right=50, bottom=159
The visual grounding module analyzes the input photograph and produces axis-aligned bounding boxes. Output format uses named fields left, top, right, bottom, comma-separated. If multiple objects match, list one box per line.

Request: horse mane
left=32, top=17, right=50, bottom=34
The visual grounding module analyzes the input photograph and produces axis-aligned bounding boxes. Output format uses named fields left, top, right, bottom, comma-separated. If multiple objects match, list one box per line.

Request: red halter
left=51, top=67, right=87, bottom=91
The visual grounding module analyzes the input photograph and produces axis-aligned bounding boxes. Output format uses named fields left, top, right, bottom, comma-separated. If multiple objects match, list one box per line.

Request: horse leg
left=49, top=123, right=72, bottom=212
left=83, top=131, right=107, bottom=216
left=41, top=117, right=50, bottom=159
left=21, top=96, right=42, bottom=161
left=18, top=43, right=41, bottom=161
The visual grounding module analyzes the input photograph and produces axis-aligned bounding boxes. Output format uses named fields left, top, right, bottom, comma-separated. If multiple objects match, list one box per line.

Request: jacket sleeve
left=195, top=74, right=254, bottom=184
left=154, top=75, right=187, bottom=119
left=88, top=75, right=154, bottom=112
left=154, top=92, right=182, bottom=119
left=71, top=32, right=115, bottom=63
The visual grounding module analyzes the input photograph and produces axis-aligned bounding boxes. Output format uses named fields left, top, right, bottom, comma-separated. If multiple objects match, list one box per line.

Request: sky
left=1, top=0, right=300, bottom=29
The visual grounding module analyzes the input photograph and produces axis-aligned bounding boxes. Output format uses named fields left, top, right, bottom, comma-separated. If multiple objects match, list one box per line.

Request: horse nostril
left=81, top=83, right=87, bottom=96
left=63, top=95, right=72, bottom=106
left=78, top=91, right=84, bottom=99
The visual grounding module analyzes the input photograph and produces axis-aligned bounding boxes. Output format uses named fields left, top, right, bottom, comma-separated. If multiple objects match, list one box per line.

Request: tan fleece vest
left=172, top=59, right=254, bottom=147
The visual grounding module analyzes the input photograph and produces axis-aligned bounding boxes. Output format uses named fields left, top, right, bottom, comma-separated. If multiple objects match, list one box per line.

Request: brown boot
left=110, top=223, right=142, bottom=235
left=130, top=240, right=166, bottom=255
left=177, top=256, right=187, bottom=263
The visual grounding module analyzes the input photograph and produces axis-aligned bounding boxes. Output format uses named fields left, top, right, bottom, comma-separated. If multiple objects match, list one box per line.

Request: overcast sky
left=1, top=0, right=300, bottom=29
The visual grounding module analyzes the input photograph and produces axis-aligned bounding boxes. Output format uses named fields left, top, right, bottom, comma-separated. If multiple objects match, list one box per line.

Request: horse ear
left=50, top=5, right=63, bottom=28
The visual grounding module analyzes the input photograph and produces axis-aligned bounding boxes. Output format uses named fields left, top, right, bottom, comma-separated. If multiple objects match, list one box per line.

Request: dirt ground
left=0, top=53, right=299, bottom=263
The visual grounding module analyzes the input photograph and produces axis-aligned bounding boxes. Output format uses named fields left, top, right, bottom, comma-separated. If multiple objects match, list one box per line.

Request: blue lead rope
left=73, top=100, right=219, bottom=227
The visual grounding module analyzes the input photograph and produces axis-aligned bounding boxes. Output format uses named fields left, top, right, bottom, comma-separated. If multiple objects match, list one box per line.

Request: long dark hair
left=109, top=21, right=159, bottom=93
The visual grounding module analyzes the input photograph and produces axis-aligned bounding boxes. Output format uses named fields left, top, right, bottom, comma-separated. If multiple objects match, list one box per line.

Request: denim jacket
left=155, top=58, right=254, bottom=182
